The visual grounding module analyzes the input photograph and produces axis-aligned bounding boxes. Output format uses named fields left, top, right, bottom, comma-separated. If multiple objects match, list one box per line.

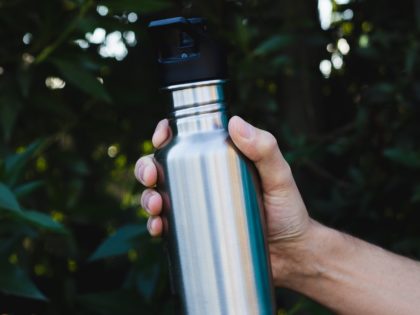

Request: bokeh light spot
left=359, top=34, right=369, bottom=48
left=337, top=38, right=350, bottom=55
left=123, top=31, right=137, bottom=47
left=68, top=260, right=77, bottom=272
left=115, top=155, right=127, bottom=168
left=335, top=0, right=350, bottom=4
left=142, top=140, right=154, bottom=154
left=51, top=210, right=65, bottom=222
left=319, top=59, right=332, bottom=78
left=99, top=31, right=128, bottom=61
left=341, top=22, right=354, bottom=35
left=128, top=249, right=138, bottom=262
left=86, top=28, right=106, bottom=44
left=107, top=145, right=118, bottom=158
left=318, top=0, right=333, bottom=30
left=9, top=254, right=18, bottom=264
left=45, top=77, right=66, bottom=90
left=96, top=5, right=108, bottom=16
left=36, top=156, right=48, bottom=172
left=331, top=53, right=344, bottom=69
left=342, top=9, right=354, bottom=20
left=34, top=264, right=47, bottom=276
left=22, top=32, right=32, bottom=45
left=75, top=39, right=89, bottom=49
left=127, top=12, right=138, bottom=23
left=22, top=53, right=34, bottom=65
left=362, top=21, right=373, bottom=33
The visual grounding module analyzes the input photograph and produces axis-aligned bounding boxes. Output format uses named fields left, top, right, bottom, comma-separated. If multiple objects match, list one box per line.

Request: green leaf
left=4, top=139, right=46, bottom=186
left=270, top=55, right=291, bottom=68
left=0, top=260, right=46, bottom=301
left=254, top=35, right=294, bottom=55
left=136, top=264, right=160, bottom=299
left=0, top=95, right=22, bottom=142
left=89, top=224, right=147, bottom=261
left=123, top=264, right=161, bottom=300
left=102, top=0, right=172, bottom=12
left=52, top=59, right=112, bottom=103
left=14, top=180, right=44, bottom=198
left=384, top=148, right=420, bottom=169
left=0, top=182, right=66, bottom=233
left=17, top=210, right=67, bottom=234
left=0, top=182, right=21, bottom=213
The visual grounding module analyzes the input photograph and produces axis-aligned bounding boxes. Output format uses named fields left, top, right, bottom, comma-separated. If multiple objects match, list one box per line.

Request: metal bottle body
left=154, top=80, right=275, bottom=315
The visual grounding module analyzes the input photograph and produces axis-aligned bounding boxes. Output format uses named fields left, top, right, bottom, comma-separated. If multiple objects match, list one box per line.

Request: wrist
left=269, top=219, right=335, bottom=289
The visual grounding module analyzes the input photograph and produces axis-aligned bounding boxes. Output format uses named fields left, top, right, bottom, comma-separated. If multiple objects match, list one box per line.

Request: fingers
left=143, top=192, right=163, bottom=236
left=134, top=154, right=157, bottom=187
left=147, top=216, right=163, bottom=237
left=137, top=182, right=163, bottom=237
left=152, top=119, right=170, bottom=148
left=135, top=119, right=170, bottom=187
left=228, top=116, right=293, bottom=193
left=135, top=157, right=163, bottom=236
left=141, top=189, right=163, bottom=216
left=143, top=189, right=163, bottom=236
left=135, top=119, right=170, bottom=238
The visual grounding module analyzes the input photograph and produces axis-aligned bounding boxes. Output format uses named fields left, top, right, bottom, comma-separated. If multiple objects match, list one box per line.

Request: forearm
left=271, top=220, right=420, bottom=315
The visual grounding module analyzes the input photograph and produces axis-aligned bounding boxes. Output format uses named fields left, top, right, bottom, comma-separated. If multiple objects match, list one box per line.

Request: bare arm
left=273, top=220, right=420, bottom=315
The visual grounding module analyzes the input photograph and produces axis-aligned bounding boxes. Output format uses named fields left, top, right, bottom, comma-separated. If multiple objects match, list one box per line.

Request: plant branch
left=34, top=0, right=94, bottom=64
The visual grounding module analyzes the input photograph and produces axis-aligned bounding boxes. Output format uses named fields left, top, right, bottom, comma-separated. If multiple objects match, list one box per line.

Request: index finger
left=152, top=119, right=170, bottom=149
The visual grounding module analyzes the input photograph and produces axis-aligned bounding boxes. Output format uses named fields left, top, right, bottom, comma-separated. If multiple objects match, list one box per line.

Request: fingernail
left=152, top=119, right=169, bottom=147
left=142, top=192, right=150, bottom=211
left=155, top=119, right=166, bottom=133
left=136, top=161, right=145, bottom=183
left=142, top=164, right=153, bottom=183
left=237, top=117, right=254, bottom=139
left=148, top=217, right=158, bottom=234
left=147, top=218, right=152, bottom=233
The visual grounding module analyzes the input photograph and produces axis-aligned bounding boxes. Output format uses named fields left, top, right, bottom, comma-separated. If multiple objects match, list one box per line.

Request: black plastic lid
left=148, top=17, right=227, bottom=87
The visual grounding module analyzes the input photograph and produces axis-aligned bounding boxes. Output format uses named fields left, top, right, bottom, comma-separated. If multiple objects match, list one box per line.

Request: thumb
left=228, top=116, right=293, bottom=193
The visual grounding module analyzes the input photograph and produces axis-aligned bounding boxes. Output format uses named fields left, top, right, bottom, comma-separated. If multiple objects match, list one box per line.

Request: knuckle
left=140, top=191, right=148, bottom=207
left=134, top=158, right=143, bottom=170
left=135, top=155, right=151, bottom=173
left=278, top=162, right=294, bottom=187
left=141, top=154, right=154, bottom=162
left=282, top=162, right=293, bottom=180
left=262, top=132, right=278, bottom=153
left=141, top=189, right=154, bottom=207
left=147, top=217, right=153, bottom=232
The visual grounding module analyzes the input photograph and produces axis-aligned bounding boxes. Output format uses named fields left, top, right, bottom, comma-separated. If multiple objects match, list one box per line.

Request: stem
left=34, top=0, right=94, bottom=64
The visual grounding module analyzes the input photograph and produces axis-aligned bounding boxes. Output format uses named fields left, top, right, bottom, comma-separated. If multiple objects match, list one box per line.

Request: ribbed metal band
left=167, top=80, right=225, bottom=109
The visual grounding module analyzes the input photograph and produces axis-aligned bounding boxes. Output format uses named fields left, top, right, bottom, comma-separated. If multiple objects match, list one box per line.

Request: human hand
left=134, top=116, right=314, bottom=285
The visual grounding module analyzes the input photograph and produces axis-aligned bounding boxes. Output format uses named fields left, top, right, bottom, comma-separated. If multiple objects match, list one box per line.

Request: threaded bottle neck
left=167, top=79, right=225, bottom=109
left=166, top=80, right=227, bottom=136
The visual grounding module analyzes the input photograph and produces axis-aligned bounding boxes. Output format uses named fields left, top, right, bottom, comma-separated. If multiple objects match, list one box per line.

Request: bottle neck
left=166, top=80, right=227, bottom=136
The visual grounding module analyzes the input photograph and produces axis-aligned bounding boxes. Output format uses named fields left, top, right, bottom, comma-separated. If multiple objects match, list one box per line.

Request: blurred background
left=0, top=0, right=419, bottom=314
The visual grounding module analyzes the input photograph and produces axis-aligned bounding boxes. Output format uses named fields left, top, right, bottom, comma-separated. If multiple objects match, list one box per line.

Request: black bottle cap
left=148, top=17, right=227, bottom=87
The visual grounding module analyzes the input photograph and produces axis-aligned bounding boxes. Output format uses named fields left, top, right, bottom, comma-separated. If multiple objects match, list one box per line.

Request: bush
left=0, top=0, right=419, bottom=313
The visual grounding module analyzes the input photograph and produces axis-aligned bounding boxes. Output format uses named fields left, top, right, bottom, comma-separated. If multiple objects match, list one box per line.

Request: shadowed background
left=0, top=0, right=419, bottom=314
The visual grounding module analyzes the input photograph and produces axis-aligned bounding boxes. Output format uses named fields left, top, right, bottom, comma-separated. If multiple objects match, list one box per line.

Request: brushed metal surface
left=154, top=81, right=275, bottom=315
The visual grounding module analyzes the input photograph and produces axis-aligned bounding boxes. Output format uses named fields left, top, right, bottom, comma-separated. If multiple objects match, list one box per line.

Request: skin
left=134, top=116, right=420, bottom=315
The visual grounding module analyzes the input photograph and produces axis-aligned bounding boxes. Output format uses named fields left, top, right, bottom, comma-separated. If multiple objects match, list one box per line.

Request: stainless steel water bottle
left=148, top=17, right=276, bottom=315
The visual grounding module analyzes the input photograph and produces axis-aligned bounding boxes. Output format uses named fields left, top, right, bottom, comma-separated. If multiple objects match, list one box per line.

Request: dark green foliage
left=0, top=0, right=419, bottom=314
